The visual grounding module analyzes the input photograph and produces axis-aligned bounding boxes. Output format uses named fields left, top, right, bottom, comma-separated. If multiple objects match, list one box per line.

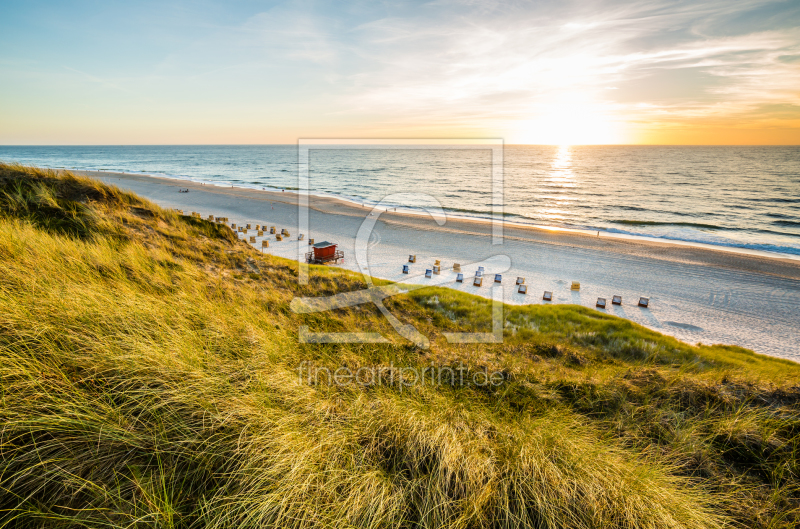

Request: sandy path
left=79, top=170, right=800, bottom=360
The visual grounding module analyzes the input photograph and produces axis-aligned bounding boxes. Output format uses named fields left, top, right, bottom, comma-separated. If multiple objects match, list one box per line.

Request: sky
left=1, top=0, right=799, bottom=145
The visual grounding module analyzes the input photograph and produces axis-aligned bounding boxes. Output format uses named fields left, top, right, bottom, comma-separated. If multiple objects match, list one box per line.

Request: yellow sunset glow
left=512, top=104, right=626, bottom=145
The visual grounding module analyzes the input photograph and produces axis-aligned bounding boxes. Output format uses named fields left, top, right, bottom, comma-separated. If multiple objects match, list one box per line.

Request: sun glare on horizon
left=512, top=103, right=626, bottom=145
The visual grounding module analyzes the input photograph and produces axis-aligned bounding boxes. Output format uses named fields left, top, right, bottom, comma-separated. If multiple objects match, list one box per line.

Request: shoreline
left=16, top=162, right=784, bottom=261
left=74, top=168, right=800, bottom=359
left=75, top=169, right=800, bottom=278
left=75, top=167, right=800, bottom=264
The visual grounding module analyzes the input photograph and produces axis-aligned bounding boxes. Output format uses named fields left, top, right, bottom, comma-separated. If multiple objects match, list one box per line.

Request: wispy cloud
left=2, top=0, right=798, bottom=143
left=242, top=0, right=799, bottom=141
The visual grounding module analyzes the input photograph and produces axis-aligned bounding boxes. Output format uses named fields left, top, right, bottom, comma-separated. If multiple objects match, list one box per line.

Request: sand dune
left=79, top=170, right=800, bottom=360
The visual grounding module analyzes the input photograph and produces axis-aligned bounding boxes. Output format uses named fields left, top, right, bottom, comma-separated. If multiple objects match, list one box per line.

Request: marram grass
left=0, top=163, right=798, bottom=528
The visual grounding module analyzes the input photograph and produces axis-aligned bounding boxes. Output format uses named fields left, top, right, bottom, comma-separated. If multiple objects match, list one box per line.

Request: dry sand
left=78, top=170, right=800, bottom=360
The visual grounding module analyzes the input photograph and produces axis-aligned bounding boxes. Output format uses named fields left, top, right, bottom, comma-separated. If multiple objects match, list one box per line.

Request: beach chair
left=255, top=224, right=260, bottom=230
left=478, top=266, right=485, bottom=273
left=298, top=234, right=305, bottom=241
left=474, top=276, right=483, bottom=287
left=425, top=269, right=433, bottom=279
left=571, top=281, right=580, bottom=290
left=402, top=264, right=410, bottom=274
left=242, top=229, right=248, bottom=234
left=309, top=238, right=315, bottom=245
left=456, top=273, right=464, bottom=283
left=246, top=224, right=251, bottom=229
left=543, top=291, right=553, bottom=301
left=518, top=284, right=527, bottom=294
left=175, top=209, right=183, bottom=215
left=270, top=227, right=276, bottom=234
left=494, top=274, right=502, bottom=283
left=282, top=230, right=290, bottom=237
left=516, top=277, right=525, bottom=285
left=433, top=265, right=441, bottom=275
left=453, top=263, right=461, bottom=272
left=191, top=211, right=197, bottom=217
left=434, top=259, right=441, bottom=266
left=262, top=240, right=269, bottom=248
left=276, top=234, right=283, bottom=241
left=596, top=298, right=607, bottom=308
left=249, top=236, right=256, bottom=243
left=208, top=215, right=214, bottom=221
left=238, top=227, right=243, bottom=232
left=258, top=230, right=264, bottom=236
left=612, top=295, right=622, bottom=305
left=409, top=255, right=416, bottom=263
left=638, top=297, right=650, bottom=308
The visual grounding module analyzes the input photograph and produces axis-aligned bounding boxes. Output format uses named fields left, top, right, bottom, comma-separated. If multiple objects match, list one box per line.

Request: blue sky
left=1, top=0, right=799, bottom=144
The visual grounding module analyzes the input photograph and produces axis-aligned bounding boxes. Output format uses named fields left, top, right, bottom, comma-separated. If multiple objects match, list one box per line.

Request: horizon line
left=1, top=143, right=799, bottom=147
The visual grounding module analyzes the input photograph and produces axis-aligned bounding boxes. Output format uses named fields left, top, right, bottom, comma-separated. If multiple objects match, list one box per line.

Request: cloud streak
left=1, top=0, right=798, bottom=143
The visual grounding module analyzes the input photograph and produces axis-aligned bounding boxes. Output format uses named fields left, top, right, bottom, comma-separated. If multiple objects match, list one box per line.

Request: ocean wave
left=612, top=220, right=724, bottom=230
left=745, top=197, right=800, bottom=204
left=602, top=227, right=800, bottom=256
left=773, top=219, right=800, bottom=228
left=446, top=206, right=518, bottom=218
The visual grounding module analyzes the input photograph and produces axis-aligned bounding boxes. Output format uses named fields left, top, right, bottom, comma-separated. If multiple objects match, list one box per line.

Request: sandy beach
left=78, top=169, right=800, bottom=360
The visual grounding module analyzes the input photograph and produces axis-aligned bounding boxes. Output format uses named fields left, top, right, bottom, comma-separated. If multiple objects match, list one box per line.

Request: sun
left=512, top=104, right=625, bottom=145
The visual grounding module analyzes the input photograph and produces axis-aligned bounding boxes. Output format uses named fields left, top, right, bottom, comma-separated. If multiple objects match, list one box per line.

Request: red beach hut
left=306, top=241, right=344, bottom=264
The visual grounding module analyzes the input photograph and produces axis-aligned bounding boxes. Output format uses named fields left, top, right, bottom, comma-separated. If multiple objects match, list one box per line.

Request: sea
left=1, top=144, right=799, bottom=256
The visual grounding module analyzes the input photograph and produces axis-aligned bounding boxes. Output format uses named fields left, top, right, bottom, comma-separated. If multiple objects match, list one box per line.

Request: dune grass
left=0, top=163, right=798, bottom=528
